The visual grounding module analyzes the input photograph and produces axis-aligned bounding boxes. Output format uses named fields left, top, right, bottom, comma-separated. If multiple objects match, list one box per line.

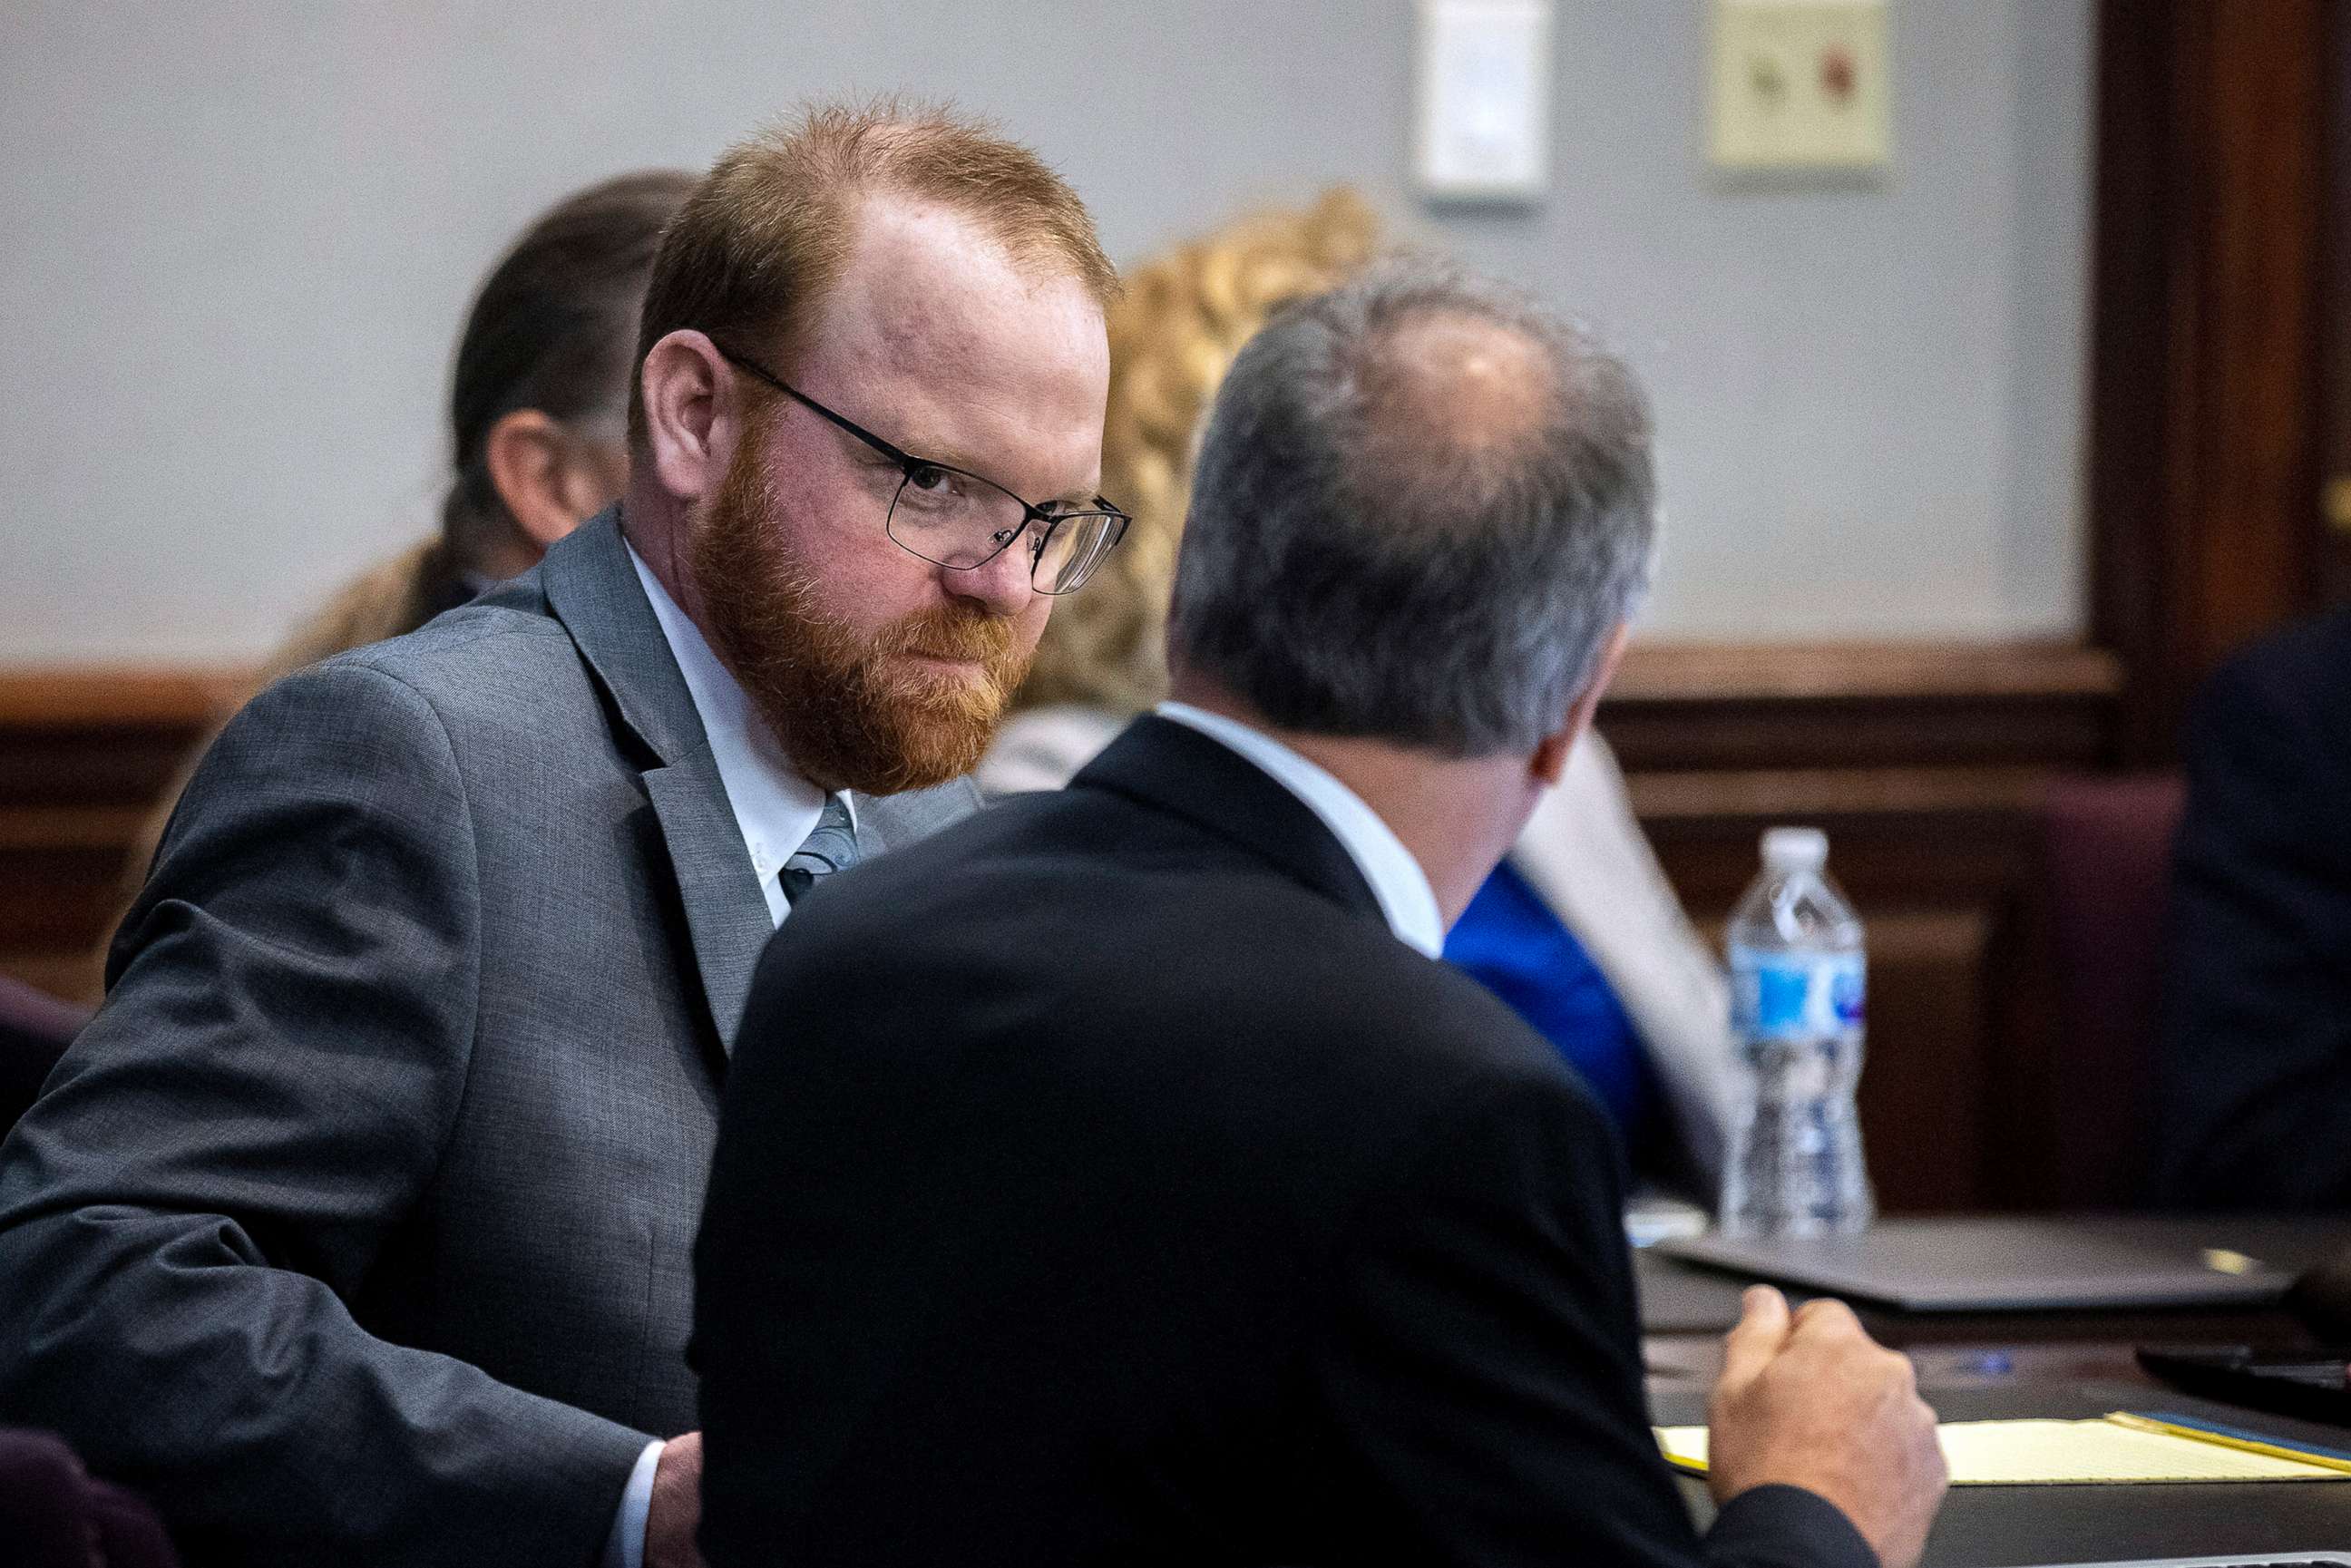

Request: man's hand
left=1705, top=1286, right=1946, bottom=1568
left=645, top=1431, right=706, bottom=1568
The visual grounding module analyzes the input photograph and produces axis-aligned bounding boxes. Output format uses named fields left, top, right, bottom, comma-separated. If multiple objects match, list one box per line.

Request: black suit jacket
left=2156, top=605, right=2351, bottom=1207
left=696, top=716, right=1872, bottom=1567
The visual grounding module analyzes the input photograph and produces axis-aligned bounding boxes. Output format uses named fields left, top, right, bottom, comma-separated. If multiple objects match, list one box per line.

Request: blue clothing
left=1444, top=859, right=1662, bottom=1162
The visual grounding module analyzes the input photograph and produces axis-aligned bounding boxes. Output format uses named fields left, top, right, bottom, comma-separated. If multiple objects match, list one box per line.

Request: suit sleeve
left=0, top=661, right=650, bottom=1567
left=1306, top=1075, right=1875, bottom=1568
left=2156, top=651, right=2351, bottom=1207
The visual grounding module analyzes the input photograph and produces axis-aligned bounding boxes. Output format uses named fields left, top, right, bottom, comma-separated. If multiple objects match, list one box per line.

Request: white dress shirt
left=1154, top=702, right=1444, bottom=958
left=627, top=543, right=855, bottom=923
left=607, top=544, right=852, bottom=1568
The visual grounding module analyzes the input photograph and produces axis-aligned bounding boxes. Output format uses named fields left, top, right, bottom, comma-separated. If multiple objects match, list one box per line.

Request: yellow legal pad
left=1654, top=1413, right=2351, bottom=1485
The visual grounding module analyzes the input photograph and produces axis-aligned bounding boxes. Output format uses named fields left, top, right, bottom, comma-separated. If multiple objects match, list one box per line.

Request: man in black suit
left=2157, top=604, right=2351, bottom=1206
left=695, top=262, right=1946, bottom=1567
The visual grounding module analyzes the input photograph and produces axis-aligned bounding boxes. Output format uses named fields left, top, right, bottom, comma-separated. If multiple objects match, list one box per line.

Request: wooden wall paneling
left=1860, top=909, right=1995, bottom=1215
left=1634, top=793, right=2053, bottom=1214
left=2323, top=0, right=2351, bottom=606
left=1601, top=642, right=2122, bottom=776
left=2183, top=0, right=2327, bottom=657
left=1, top=646, right=2125, bottom=1212
left=2089, top=0, right=2328, bottom=764
left=1601, top=642, right=2122, bottom=1213
left=0, top=668, right=246, bottom=1005
left=2084, top=0, right=2174, bottom=762
left=1640, top=812, right=2016, bottom=1214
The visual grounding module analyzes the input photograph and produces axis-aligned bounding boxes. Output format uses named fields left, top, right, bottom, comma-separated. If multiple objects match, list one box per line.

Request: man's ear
left=483, top=410, right=619, bottom=553
left=1530, top=620, right=1633, bottom=788
left=638, top=330, right=733, bottom=504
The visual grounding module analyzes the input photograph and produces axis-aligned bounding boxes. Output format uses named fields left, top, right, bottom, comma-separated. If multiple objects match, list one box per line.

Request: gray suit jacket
left=0, top=511, right=975, bottom=1567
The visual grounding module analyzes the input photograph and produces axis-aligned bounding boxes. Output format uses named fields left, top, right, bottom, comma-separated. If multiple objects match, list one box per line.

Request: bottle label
left=1731, top=949, right=1866, bottom=1040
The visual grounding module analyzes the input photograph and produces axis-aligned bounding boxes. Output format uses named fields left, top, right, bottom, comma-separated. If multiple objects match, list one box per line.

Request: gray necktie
left=778, top=796, right=859, bottom=906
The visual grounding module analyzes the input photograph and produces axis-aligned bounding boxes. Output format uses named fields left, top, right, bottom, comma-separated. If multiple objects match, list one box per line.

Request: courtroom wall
left=0, top=0, right=2092, bottom=658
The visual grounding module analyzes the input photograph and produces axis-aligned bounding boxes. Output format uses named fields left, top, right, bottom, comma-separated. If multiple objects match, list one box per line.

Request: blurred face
left=687, top=198, right=1110, bottom=794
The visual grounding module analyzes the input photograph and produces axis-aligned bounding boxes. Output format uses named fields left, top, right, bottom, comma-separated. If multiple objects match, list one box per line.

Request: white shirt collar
left=626, top=541, right=852, bottom=926
left=1153, top=702, right=1445, bottom=958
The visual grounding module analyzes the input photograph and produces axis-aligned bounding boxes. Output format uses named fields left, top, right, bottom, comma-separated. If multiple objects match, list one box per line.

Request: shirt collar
left=1153, top=701, right=1445, bottom=958
left=626, top=541, right=851, bottom=925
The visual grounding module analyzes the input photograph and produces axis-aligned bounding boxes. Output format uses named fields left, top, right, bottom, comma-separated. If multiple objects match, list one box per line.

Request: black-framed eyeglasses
left=711, top=343, right=1129, bottom=597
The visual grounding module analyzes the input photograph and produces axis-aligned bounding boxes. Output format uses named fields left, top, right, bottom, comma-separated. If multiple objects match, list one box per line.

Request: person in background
left=697, top=259, right=1945, bottom=1568
left=91, top=169, right=697, bottom=1000
left=0, top=104, right=1118, bottom=1568
left=980, top=190, right=1737, bottom=1198
left=2155, top=603, right=2351, bottom=1207
left=315, top=166, right=701, bottom=645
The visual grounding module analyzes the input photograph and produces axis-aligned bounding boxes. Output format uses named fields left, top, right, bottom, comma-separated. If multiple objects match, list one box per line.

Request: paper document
left=1654, top=1414, right=2351, bottom=1485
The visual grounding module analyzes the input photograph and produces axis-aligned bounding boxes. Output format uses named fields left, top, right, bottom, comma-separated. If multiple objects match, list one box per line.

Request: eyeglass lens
left=886, top=469, right=1123, bottom=594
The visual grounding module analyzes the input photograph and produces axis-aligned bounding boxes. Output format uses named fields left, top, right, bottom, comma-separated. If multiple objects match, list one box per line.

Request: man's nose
left=947, top=528, right=1039, bottom=617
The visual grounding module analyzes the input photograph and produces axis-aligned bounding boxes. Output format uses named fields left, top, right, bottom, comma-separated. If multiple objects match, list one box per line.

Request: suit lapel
left=644, top=750, right=772, bottom=1051
left=540, top=509, right=705, bottom=764
left=542, top=509, right=774, bottom=1056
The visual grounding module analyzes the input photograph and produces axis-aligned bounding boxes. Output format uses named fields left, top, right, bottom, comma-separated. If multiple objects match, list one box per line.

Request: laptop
left=1654, top=1216, right=2340, bottom=1313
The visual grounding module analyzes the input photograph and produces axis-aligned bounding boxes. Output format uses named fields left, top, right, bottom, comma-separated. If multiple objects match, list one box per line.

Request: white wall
left=0, top=0, right=2092, bottom=660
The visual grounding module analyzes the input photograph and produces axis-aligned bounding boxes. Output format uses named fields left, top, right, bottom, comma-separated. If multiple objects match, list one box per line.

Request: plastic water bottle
left=1718, top=826, right=1874, bottom=1237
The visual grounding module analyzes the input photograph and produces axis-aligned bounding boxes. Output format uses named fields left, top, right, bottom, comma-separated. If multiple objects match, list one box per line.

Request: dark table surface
left=1636, top=1238, right=2351, bottom=1565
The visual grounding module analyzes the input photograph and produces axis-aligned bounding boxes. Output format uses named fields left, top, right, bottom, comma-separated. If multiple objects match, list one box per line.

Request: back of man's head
left=628, top=99, right=1118, bottom=450
left=1166, top=260, right=1654, bottom=758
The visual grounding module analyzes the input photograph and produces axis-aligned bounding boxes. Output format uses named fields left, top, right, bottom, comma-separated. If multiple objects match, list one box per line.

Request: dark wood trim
left=0, top=667, right=250, bottom=728
left=1624, top=766, right=2057, bottom=821
left=2085, top=0, right=2171, bottom=760
left=1605, top=641, right=2122, bottom=702
left=2324, top=0, right=2351, bottom=605
left=0, top=667, right=251, bottom=1006
left=1599, top=642, right=2122, bottom=778
left=2088, top=0, right=2329, bottom=765
left=0, top=644, right=2125, bottom=734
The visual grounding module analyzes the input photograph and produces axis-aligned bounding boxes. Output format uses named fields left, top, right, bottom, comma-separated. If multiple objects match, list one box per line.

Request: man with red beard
left=0, top=105, right=1119, bottom=1568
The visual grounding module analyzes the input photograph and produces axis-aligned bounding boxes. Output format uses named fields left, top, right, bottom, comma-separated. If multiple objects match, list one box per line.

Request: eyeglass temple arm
left=718, top=349, right=922, bottom=467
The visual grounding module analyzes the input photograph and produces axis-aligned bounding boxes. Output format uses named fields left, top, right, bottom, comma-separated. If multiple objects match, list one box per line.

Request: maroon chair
left=0, top=1427, right=181, bottom=1567
left=2033, top=772, right=2188, bottom=1209
left=1, top=975, right=90, bottom=1140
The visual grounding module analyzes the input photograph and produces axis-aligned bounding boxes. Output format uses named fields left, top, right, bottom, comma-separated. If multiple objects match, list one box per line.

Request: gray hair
left=1166, top=259, right=1655, bottom=756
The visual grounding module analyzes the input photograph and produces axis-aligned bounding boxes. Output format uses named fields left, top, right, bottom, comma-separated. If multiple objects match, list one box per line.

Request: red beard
left=688, top=414, right=1033, bottom=796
